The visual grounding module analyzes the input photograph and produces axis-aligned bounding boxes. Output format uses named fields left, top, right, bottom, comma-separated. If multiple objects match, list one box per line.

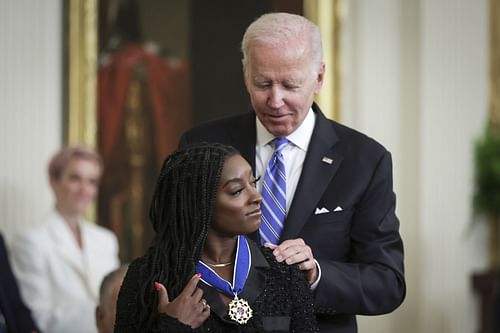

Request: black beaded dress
left=115, top=238, right=318, bottom=332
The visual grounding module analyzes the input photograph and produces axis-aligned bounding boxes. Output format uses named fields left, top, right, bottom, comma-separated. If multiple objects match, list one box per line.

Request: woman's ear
left=49, top=176, right=57, bottom=191
left=95, top=305, right=105, bottom=332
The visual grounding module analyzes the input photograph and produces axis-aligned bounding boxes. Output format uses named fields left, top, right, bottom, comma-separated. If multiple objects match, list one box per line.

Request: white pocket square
left=333, top=206, right=343, bottom=212
left=314, top=207, right=330, bottom=215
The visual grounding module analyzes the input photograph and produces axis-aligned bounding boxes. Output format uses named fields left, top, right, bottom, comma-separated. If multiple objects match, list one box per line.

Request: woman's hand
left=155, top=274, right=210, bottom=328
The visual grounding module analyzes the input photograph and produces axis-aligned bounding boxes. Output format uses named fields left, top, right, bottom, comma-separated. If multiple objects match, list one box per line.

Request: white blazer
left=11, top=209, right=120, bottom=333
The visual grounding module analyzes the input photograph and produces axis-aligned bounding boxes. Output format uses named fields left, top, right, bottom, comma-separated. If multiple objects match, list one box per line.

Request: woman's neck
left=201, top=234, right=238, bottom=265
left=55, top=205, right=80, bottom=226
left=55, top=205, right=82, bottom=248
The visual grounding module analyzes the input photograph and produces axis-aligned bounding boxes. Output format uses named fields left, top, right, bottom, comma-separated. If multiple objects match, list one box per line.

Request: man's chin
left=267, top=125, right=293, bottom=137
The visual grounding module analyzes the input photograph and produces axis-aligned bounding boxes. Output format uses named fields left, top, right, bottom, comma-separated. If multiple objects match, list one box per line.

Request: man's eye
left=255, top=82, right=270, bottom=88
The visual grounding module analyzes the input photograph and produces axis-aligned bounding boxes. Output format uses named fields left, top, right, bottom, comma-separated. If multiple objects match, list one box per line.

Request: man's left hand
left=265, top=238, right=318, bottom=284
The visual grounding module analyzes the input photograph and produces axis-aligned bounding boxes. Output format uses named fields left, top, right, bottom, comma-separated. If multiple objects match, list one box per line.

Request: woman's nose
left=250, top=186, right=262, bottom=204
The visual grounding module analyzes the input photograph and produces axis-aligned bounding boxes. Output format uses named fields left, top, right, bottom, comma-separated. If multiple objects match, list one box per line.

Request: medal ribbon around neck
left=196, top=235, right=253, bottom=324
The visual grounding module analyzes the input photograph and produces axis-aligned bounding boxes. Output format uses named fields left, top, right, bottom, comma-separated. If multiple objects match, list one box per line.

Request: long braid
left=133, top=142, right=238, bottom=330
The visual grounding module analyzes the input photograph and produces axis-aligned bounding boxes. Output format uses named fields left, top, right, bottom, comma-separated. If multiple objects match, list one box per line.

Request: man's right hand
left=155, top=274, right=210, bottom=328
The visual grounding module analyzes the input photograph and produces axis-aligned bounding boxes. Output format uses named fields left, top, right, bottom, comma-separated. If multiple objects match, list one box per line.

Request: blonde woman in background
left=11, top=145, right=120, bottom=333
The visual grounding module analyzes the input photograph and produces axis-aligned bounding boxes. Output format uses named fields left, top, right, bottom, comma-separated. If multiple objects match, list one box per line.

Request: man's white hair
left=241, top=12, right=323, bottom=74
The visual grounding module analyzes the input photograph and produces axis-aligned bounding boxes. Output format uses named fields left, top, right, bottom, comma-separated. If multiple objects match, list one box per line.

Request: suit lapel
left=228, top=113, right=257, bottom=173
left=48, top=212, right=95, bottom=298
left=198, top=239, right=268, bottom=323
left=48, top=213, right=87, bottom=277
left=229, top=114, right=261, bottom=243
left=281, top=106, right=344, bottom=240
left=240, top=239, right=268, bottom=304
left=80, top=224, right=106, bottom=299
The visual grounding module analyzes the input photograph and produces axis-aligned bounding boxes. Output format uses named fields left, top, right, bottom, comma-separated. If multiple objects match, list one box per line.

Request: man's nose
left=267, top=87, right=285, bottom=109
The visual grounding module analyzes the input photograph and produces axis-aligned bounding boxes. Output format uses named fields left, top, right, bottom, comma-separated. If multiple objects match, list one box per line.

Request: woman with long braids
left=114, top=142, right=318, bottom=332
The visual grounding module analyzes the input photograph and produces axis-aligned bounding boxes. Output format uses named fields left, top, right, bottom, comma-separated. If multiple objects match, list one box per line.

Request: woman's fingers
left=192, top=286, right=204, bottom=302
left=180, top=273, right=202, bottom=297
left=155, top=273, right=211, bottom=329
left=155, top=281, right=170, bottom=311
left=200, top=298, right=208, bottom=308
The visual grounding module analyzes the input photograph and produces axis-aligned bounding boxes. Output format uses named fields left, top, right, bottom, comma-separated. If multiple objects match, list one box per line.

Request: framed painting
left=64, top=0, right=341, bottom=261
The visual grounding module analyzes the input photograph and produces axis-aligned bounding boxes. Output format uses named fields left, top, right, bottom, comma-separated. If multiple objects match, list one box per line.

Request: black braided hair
left=135, top=142, right=239, bottom=330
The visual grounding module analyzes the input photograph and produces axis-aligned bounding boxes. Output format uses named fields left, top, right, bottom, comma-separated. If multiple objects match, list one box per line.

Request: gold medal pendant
left=228, top=296, right=253, bottom=324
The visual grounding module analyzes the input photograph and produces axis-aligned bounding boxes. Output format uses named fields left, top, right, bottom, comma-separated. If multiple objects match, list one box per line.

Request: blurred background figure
left=95, top=264, right=128, bottom=333
left=0, top=232, right=40, bottom=333
left=10, top=145, right=120, bottom=333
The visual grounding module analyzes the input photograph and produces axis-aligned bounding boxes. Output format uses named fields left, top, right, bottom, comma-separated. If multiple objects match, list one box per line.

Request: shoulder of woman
left=127, top=256, right=149, bottom=274
left=117, top=257, right=150, bottom=305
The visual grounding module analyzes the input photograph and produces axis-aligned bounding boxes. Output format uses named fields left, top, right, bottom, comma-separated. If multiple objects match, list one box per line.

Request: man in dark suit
left=0, top=233, right=40, bottom=333
left=180, top=12, right=405, bottom=333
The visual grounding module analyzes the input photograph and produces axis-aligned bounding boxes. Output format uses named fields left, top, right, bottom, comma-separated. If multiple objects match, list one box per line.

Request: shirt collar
left=256, top=108, right=316, bottom=151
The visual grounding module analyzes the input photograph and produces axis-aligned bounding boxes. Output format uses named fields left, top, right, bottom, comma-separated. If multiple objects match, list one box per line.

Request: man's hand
left=155, top=274, right=210, bottom=328
left=265, top=238, right=319, bottom=284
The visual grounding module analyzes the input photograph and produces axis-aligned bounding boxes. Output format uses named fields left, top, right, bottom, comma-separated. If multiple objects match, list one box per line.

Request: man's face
left=95, top=274, right=124, bottom=333
left=244, top=42, right=324, bottom=137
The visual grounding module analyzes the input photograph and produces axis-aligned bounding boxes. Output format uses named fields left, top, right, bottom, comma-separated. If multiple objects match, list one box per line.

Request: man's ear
left=314, top=63, right=326, bottom=94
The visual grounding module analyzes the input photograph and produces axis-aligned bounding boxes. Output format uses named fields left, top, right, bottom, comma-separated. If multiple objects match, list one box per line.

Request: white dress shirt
left=255, top=108, right=316, bottom=212
left=255, top=109, right=322, bottom=289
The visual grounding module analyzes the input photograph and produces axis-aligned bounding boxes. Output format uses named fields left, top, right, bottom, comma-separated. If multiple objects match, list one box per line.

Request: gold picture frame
left=65, top=0, right=98, bottom=147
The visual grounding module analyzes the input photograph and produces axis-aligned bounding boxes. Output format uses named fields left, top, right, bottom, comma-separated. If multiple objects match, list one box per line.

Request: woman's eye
left=252, top=176, right=261, bottom=187
left=231, top=188, right=244, bottom=196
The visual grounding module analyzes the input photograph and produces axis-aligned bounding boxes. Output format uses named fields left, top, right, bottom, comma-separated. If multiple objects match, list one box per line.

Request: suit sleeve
left=0, top=234, right=40, bottom=333
left=313, top=151, right=405, bottom=315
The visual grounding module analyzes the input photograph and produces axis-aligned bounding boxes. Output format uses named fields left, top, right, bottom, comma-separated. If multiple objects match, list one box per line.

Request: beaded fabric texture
left=115, top=247, right=318, bottom=332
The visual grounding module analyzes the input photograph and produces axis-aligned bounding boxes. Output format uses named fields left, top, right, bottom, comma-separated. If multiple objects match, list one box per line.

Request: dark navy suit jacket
left=179, top=104, right=406, bottom=333
left=0, top=233, right=40, bottom=333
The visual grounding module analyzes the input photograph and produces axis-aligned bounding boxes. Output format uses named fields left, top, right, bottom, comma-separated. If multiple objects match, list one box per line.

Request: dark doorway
left=191, top=0, right=303, bottom=124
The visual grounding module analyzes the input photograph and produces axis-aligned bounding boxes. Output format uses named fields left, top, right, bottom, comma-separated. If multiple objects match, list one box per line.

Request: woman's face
left=211, top=154, right=262, bottom=237
left=50, top=158, right=101, bottom=217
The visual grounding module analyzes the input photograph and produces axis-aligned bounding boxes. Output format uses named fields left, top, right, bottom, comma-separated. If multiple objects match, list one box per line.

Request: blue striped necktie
left=260, top=137, right=288, bottom=245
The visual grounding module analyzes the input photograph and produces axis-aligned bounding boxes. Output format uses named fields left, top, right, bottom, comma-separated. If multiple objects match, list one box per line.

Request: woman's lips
left=247, top=208, right=262, bottom=217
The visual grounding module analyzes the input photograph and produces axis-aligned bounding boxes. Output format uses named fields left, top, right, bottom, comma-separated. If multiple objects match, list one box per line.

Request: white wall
left=417, top=0, right=489, bottom=331
left=0, top=0, right=62, bottom=244
left=342, top=0, right=489, bottom=332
